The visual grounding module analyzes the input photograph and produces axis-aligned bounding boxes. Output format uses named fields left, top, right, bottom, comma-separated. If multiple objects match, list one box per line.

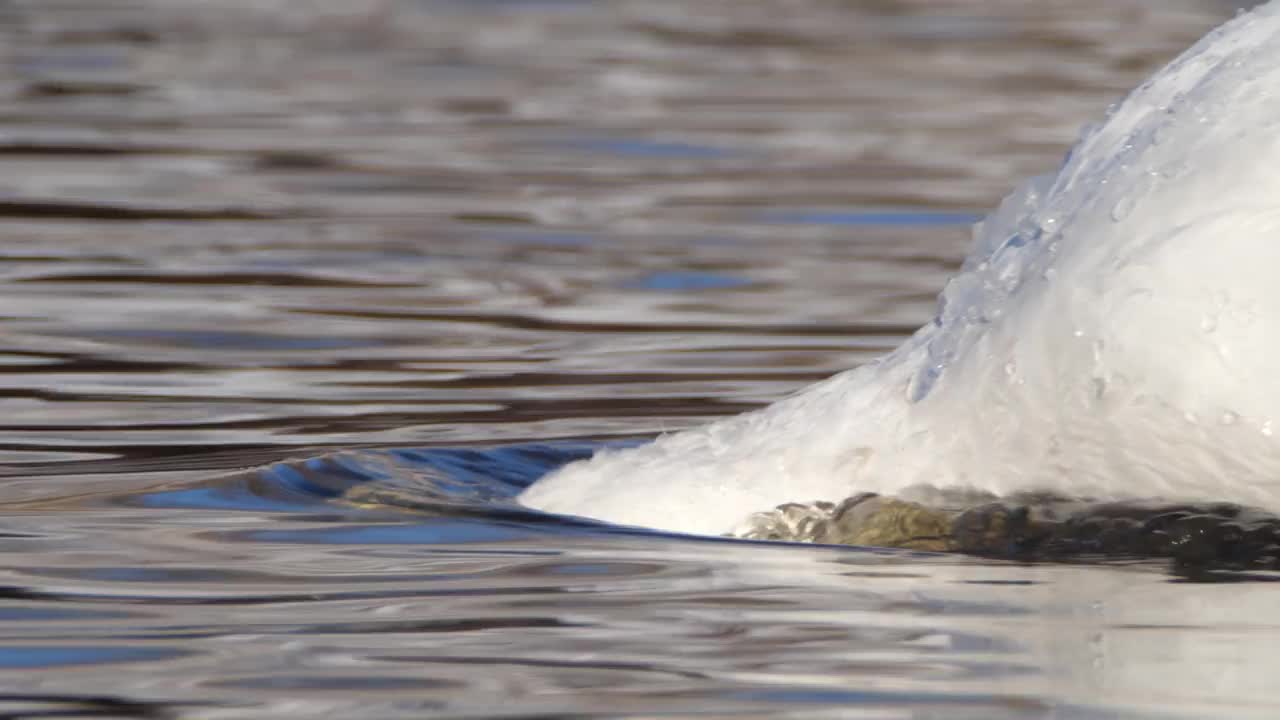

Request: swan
left=520, top=1, right=1280, bottom=536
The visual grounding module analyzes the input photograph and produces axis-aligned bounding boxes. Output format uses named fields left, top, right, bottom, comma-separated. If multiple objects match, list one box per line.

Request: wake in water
left=521, top=1, right=1280, bottom=536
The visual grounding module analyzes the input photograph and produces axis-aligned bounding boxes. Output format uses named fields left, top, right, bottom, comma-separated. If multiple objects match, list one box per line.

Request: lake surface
left=0, top=0, right=1275, bottom=717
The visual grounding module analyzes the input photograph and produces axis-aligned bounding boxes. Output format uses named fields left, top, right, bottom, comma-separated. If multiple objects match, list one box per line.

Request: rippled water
left=0, top=1, right=1275, bottom=717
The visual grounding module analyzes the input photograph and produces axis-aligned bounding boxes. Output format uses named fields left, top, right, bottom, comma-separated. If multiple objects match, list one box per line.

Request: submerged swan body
left=522, top=3, right=1280, bottom=536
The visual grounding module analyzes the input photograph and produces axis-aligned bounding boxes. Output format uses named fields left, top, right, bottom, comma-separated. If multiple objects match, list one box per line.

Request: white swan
left=521, top=1, right=1280, bottom=536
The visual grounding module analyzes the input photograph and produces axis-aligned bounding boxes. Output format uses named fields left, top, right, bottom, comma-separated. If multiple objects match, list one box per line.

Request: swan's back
left=521, top=2, right=1280, bottom=535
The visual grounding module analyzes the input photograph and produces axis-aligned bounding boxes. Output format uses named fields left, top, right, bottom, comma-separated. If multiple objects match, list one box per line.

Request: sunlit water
left=0, top=1, right=1275, bottom=717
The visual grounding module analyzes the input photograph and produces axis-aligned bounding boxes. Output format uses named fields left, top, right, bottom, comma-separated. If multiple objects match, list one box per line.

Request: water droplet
left=1003, top=361, right=1017, bottom=379
left=1152, top=122, right=1168, bottom=145
left=1160, top=161, right=1189, bottom=180
left=908, top=362, right=945, bottom=404
left=1263, top=420, right=1274, bottom=437
left=1201, top=315, right=1218, bottom=333
left=1042, top=267, right=1058, bottom=282
left=1111, top=195, right=1136, bottom=222
left=1047, top=434, right=1062, bottom=456
left=843, top=447, right=874, bottom=472
left=1184, top=411, right=1199, bottom=424
left=1220, top=411, right=1239, bottom=426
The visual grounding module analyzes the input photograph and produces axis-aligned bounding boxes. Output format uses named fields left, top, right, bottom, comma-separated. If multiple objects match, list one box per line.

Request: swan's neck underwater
left=520, top=1, right=1280, bottom=536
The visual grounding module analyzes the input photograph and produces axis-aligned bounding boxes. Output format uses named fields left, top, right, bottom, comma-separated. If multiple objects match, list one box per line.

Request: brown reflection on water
left=0, top=2, right=1240, bottom=467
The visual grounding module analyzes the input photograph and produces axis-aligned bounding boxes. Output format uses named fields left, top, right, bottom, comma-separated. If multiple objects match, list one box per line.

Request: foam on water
left=521, top=1, right=1280, bottom=535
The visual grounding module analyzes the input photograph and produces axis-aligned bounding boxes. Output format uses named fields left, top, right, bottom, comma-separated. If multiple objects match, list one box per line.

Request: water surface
left=0, top=1, right=1274, bottom=717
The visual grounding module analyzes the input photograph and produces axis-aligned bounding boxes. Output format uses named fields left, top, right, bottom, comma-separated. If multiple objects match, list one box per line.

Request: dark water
left=0, top=1, right=1275, bottom=717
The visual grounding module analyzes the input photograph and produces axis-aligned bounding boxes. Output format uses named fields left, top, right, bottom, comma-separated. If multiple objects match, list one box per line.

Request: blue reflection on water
left=139, top=486, right=312, bottom=513
left=621, top=271, right=754, bottom=292
left=560, top=137, right=736, bottom=159
left=139, top=441, right=631, bottom=515
left=763, top=209, right=981, bottom=226
left=0, top=607, right=135, bottom=622
left=0, top=647, right=186, bottom=669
